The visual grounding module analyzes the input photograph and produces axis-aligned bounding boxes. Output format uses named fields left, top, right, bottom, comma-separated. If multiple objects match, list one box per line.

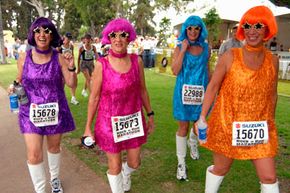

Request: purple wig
left=101, top=18, right=137, bottom=44
left=27, top=17, right=62, bottom=48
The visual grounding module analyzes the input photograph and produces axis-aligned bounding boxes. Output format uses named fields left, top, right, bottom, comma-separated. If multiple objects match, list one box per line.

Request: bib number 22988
left=182, top=84, right=204, bottom=105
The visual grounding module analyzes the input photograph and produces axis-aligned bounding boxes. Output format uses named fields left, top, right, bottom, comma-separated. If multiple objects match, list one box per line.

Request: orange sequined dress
left=202, top=48, right=278, bottom=160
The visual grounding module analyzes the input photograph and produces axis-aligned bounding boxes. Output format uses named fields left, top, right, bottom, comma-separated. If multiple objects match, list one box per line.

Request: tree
left=270, top=0, right=290, bottom=8
left=24, top=0, right=45, bottom=16
left=60, top=0, right=82, bottom=39
left=157, top=17, right=171, bottom=47
left=203, top=8, right=222, bottom=47
left=0, top=2, right=7, bottom=64
left=70, top=0, right=115, bottom=37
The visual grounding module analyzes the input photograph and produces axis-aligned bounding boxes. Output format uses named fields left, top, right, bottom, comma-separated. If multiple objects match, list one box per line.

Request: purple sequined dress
left=19, top=49, right=75, bottom=135
left=95, top=54, right=147, bottom=153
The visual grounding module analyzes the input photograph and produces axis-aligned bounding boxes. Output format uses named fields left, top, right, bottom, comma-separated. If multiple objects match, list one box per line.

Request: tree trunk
left=24, top=0, right=45, bottom=16
left=0, top=3, right=7, bottom=64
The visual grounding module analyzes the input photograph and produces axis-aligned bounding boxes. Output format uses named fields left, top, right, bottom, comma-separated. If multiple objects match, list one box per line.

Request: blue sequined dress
left=173, top=43, right=209, bottom=121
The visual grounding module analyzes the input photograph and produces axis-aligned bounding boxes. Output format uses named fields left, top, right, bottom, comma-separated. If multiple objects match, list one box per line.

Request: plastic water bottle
left=14, top=81, right=28, bottom=105
left=9, top=84, right=19, bottom=113
left=197, top=118, right=207, bottom=144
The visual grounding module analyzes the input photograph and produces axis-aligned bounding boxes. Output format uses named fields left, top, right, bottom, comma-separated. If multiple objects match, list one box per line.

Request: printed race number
left=111, top=111, right=144, bottom=143
left=232, top=121, right=269, bottom=146
left=182, top=84, right=204, bottom=105
left=29, top=102, right=59, bottom=127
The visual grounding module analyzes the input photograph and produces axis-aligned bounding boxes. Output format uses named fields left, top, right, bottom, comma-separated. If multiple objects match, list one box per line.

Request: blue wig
left=177, top=15, right=208, bottom=44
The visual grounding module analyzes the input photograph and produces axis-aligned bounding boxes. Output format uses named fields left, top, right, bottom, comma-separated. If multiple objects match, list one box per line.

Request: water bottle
left=9, top=84, right=19, bottom=113
left=14, top=81, right=28, bottom=105
left=197, top=118, right=207, bottom=144
left=81, top=136, right=95, bottom=149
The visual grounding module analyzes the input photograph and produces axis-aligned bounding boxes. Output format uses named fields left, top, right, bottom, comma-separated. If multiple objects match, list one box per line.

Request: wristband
left=68, top=66, right=76, bottom=72
left=147, top=111, right=154, bottom=117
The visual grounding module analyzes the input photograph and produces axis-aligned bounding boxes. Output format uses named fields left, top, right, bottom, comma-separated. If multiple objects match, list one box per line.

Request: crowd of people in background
left=5, top=4, right=284, bottom=193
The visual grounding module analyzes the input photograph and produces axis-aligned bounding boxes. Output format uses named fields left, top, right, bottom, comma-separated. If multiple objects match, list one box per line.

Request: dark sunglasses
left=241, top=22, right=265, bottom=31
left=33, top=27, right=52, bottom=34
left=108, top=31, right=129, bottom=39
left=187, top=26, right=201, bottom=31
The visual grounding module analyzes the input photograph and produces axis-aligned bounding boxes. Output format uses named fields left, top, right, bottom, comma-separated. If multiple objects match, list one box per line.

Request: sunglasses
left=108, top=31, right=129, bottom=39
left=241, top=22, right=266, bottom=31
left=187, top=26, right=201, bottom=31
left=33, top=27, right=52, bottom=34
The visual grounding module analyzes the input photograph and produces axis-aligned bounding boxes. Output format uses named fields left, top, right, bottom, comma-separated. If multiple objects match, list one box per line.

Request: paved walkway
left=0, top=87, right=111, bottom=193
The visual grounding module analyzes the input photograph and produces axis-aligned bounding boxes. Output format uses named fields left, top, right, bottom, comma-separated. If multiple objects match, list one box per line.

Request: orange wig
left=236, top=5, right=278, bottom=41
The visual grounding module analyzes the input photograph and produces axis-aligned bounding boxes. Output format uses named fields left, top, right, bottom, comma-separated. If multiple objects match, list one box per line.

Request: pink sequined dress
left=94, top=54, right=147, bottom=153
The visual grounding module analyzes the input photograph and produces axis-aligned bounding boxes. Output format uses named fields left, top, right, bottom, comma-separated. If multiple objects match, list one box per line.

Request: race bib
left=29, top=102, right=59, bottom=127
left=84, top=50, right=94, bottom=60
left=182, top=84, right=204, bottom=105
left=111, top=111, right=144, bottom=143
left=232, top=121, right=269, bottom=146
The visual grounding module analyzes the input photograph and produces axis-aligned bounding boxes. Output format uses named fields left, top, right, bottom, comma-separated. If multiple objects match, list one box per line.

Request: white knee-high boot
left=176, top=134, right=187, bottom=164
left=107, top=172, right=124, bottom=193
left=47, top=151, right=61, bottom=181
left=122, top=162, right=136, bottom=191
left=205, top=165, right=224, bottom=193
left=27, top=162, right=46, bottom=193
left=260, top=181, right=279, bottom=193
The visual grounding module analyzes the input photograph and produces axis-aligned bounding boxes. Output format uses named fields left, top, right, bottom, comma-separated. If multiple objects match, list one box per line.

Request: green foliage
left=203, top=8, right=222, bottom=47
left=60, top=0, right=82, bottom=39
left=157, top=17, right=171, bottom=47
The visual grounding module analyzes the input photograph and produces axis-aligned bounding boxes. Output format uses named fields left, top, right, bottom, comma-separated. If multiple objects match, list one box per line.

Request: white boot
left=176, top=134, right=187, bottom=180
left=107, top=172, right=124, bottom=193
left=188, top=128, right=200, bottom=160
left=260, top=181, right=279, bottom=193
left=122, top=162, right=136, bottom=191
left=27, top=162, right=46, bottom=193
left=48, top=151, right=63, bottom=193
left=47, top=151, right=61, bottom=180
left=205, top=165, right=224, bottom=193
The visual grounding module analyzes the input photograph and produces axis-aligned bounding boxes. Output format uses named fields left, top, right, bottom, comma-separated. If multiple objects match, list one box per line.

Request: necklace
left=109, top=49, right=127, bottom=58
left=245, top=44, right=264, bottom=52
left=35, top=47, right=52, bottom=54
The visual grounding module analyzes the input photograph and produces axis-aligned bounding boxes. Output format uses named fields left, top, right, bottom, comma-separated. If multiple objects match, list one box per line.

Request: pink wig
left=101, top=18, right=137, bottom=44
left=236, top=5, right=278, bottom=41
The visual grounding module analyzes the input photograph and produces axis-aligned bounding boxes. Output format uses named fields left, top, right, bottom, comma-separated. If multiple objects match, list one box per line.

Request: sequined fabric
left=202, top=48, right=278, bottom=160
left=173, top=42, right=209, bottom=121
left=19, top=49, right=75, bottom=135
left=95, top=54, right=147, bottom=153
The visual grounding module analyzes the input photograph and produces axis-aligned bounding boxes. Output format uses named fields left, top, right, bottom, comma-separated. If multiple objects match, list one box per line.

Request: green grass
left=0, top=59, right=289, bottom=193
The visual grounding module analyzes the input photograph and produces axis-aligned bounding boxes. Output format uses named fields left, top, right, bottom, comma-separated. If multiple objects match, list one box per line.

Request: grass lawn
left=0, top=58, right=289, bottom=193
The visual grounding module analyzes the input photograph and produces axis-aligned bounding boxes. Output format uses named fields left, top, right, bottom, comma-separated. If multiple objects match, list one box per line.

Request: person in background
left=198, top=6, right=280, bottom=193
left=13, top=37, right=21, bottom=60
left=269, top=37, right=278, bottom=52
left=57, top=32, right=79, bottom=105
left=171, top=15, right=211, bottom=180
left=82, top=18, right=154, bottom=193
left=77, top=33, right=98, bottom=97
left=8, top=17, right=76, bottom=193
left=218, top=23, right=243, bottom=56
